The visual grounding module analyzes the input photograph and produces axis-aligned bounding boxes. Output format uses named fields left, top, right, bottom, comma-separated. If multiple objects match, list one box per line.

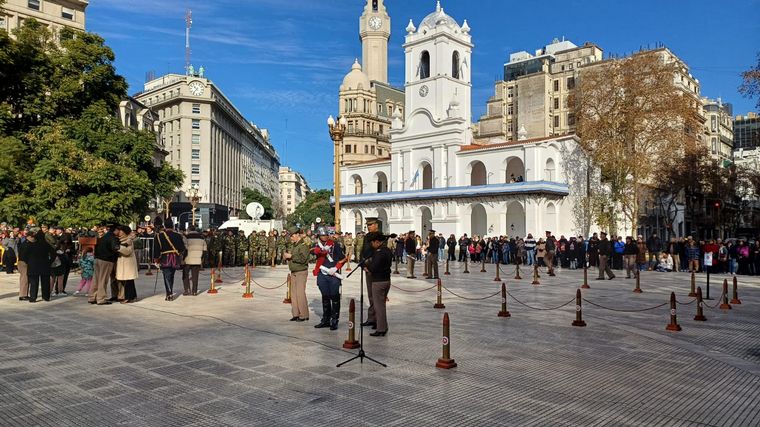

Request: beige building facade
left=135, top=73, right=280, bottom=228
left=338, top=0, right=404, bottom=166
left=118, top=97, right=167, bottom=168
left=701, top=97, right=734, bottom=163
left=279, top=167, right=311, bottom=216
left=0, top=0, right=87, bottom=36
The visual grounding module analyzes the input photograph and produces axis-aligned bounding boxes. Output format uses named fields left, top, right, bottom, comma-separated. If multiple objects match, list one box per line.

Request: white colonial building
left=337, top=2, right=595, bottom=238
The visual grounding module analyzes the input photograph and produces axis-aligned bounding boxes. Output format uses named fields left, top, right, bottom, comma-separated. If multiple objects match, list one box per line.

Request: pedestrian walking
left=596, top=232, right=615, bottom=280
left=22, top=228, right=56, bottom=303
left=115, top=226, right=138, bottom=303
left=182, top=226, right=206, bottom=296
left=152, top=220, right=186, bottom=301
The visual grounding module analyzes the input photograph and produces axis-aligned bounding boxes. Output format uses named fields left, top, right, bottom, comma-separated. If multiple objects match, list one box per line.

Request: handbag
left=159, top=232, right=184, bottom=270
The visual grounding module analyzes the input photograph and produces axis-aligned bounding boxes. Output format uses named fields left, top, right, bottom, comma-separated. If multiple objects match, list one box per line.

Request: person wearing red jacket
left=703, top=239, right=719, bottom=274
left=311, top=227, right=347, bottom=331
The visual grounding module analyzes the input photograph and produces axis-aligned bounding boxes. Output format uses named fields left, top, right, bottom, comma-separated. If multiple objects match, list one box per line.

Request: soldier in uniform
left=284, top=227, right=310, bottom=322
left=266, top=230, right=277, bottom=267
left=222, top=230, right=236, bottom=267
left=354, top=232, right=364, bottom=263
left=277, top=230, right=288, bottom=265
left=236, top=229, right=247, bottom=266
left=247, top=230, right=259, bottom=266
left=344, top=233, right=355, bottom=265
left=311, top=227, right=346, bottom=330
left=204, top=230, right=216, bottom=268
left=257, top=231, right=268, bottom=265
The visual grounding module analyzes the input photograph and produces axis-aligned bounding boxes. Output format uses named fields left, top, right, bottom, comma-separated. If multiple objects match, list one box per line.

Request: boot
left=329, top=295, right=340, bottom=330
left=314, top=296, right=331, bottom=328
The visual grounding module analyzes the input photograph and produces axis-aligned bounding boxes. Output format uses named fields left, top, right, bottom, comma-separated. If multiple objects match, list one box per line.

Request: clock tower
left=359, top=0, right=390, bottom=84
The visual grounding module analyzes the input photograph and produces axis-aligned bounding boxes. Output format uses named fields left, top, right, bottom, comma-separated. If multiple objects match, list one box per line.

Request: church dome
left=419, top=1, right=460, bottom=33
left=342, top=59, right=371, bottom=90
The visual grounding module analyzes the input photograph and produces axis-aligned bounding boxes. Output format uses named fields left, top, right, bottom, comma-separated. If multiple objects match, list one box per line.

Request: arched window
left=420, top=51, right=430, bottom=79
left=545, top=158, right=556, bottom=181
left=452, top=51, right=460, bottom=79
left=353, top=176, right=363, bottom=195
left=372, top=0, right=378, bottom=12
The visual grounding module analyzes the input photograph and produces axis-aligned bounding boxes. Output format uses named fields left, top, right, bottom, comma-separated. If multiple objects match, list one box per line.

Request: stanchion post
left=241, top=252, right=249, bottom=287
left=463, top=257, right=470, bottom=274
left=282, top=273, right=292, bottom=304
left=531, top=264, right=540, bottom=286
left=480, top=258, right=486, bottom=273
left=433, top=278, right=445, bottom=309
left=146, top=262, right=153, bottom=276
left=242, top=263, right=253, bottom=299
left=208, top=270, right=219, bottom=294
left=216, top=251, right=223, bottom=283
left=633, top=270, right=642, bottom=293
left=666, top=292, right=681, bottom=331
left=572, top=288, right=586, bottom=327
left=444, top=258, right=450, bottom=276
left=719, top=279, right=732, bottom=310
left=342, top=299, right=360, bottom=349
left=730, top=276, right=741, bottom=305
left=581, top=265, right=590, bottom=289
left=498, top=282, right=511, bottom=318
left=694, top=286, right=706, bottom=321
left=705, top=270, right=711, bottom=300
left=514, top=263, right=522, bottom=280
left=494, top=263, right=501, bottom=282
left=689, top=271, right=697, bottom=297
left=435, top=312, right=457, bottom=369
left=393, top=258, right=400, bottom=275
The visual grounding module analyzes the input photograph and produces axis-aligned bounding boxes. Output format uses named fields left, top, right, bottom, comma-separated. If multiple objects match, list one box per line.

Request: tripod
left=337, top=257, right=387, bottom=368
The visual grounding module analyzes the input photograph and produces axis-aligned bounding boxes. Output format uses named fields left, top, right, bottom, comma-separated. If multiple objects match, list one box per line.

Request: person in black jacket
left=623, top=236, right=639, bottom=279
left=22, top=229, right=56, bottom=303
left=404, top=231, right=417, bottom=279
left=596, top=232, right=615, bottom=280
left=425, top=230, right=439, bottom=280
left=366, top=232, right=392, bottom=336
left=152, top=220, right=187, bottom=301
left=360, top=218, right=380, bottom=328
left=89, top=226, right=121, bottom=305
left=446, top=235, right=457, bottom=261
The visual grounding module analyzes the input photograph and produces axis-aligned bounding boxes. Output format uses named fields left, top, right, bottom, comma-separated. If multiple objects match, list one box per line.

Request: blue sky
left=89, top=0, right=759, bottom=190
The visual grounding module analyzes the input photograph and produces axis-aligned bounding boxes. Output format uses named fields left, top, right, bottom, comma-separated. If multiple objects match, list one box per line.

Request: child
left=75, top=248, right=95, bottom=296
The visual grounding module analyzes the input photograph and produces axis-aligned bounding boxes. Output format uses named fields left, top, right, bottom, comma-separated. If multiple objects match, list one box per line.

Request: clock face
left=419, top=85, right=429, bottom=97
left=369, top=16, right=382, bottom=30
left=189, top=82, right=205, bottom=96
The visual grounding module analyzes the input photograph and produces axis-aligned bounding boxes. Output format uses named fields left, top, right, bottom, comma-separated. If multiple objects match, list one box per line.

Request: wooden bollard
left=665, top=292, right=681, bottom=331
left=435, top=312, right=457, bottom=369
left=342, top=299, right=360, bottom=349
left=208, top=270, right=219, bottom=294
left=393, top=258, right=400, bottom=275
left=494, top=262, right=501, bottom=282
left=689, top=271, right=697, bottom=297
left=531, top=264, right=540, bottom=285
left=633, top=271, right=642, bottom=293
left=719, top=279, right=732, bottom=310
left=581, top=266, right=590, bottom=289
left=730, top=276, right=742, bottom=305
left=514, top=263, right=522, bottom=280
left=282, top=273, right=292, bottom=304
left=498, top=282, right=511, bottom=318
left=572, top=289, right=586, bottom=327
left=480, top=258, right=486, bottom=273
left=433, top=278, right=445, bottom=309
left=241, top=253, right=249, bottom=286
left=694, top=286, right=706, bottom=321
left=463, top=257, right=470, bottom=274
left=444, top=259, right=450, bottom=276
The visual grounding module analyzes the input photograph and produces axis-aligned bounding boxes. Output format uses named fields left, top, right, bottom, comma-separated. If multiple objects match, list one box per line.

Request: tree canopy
left=286, top=190, right=333, bottom=228
left=0, top=21, right=183, bottom=227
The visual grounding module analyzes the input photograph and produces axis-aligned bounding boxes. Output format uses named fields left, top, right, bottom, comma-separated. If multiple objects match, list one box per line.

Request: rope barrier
left=701, top=292, right=726, bottom=309
left=582, top=298, right=669, bottom=313
left=506, top=290, right=575, bottom=311
left=391, top=283, right=438, bottom=293
left=250, top=278, right=288, bottom=290
left=441, top=285, right=501, bottom=301
left=675, top=297, right=697, bottom=305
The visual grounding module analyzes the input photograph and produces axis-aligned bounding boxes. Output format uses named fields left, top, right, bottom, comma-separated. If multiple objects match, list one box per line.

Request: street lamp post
left=327, top=115, right=347, bottom=233
left=185, top=184, right=203, bottom=227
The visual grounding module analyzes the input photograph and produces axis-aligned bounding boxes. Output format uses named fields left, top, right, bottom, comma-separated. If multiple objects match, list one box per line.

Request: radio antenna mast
left=185, top=9, right=193, bottom=74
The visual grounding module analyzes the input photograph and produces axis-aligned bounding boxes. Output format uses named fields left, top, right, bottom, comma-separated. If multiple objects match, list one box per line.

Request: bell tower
left=359, top=0, right=390, bottom=84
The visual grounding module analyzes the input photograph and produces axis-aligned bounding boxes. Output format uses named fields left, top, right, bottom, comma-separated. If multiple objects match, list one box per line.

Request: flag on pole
left=410, top=170, right=420, bottom=188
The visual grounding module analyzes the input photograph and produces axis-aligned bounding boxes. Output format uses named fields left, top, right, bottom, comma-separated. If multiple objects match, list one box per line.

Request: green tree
left=240, top=188, right=273, bottom=220
left=0, top=20, right=183, bottom=226
left=286, top=190, right=334, bottom=228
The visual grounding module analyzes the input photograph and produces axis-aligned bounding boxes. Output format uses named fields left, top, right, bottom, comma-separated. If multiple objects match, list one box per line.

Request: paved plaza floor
left=0, top=261, right=758, bottom=426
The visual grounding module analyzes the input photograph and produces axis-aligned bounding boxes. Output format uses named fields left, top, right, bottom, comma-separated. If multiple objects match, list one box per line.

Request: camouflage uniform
left=222, top=232, right=236, bottom=267
left=248, top=232, right=259, bottom=266
left=276, top=231, right=288, bottom=265
left=204, top=231, right=216, bottom=267
left=257, top=231, right=268, bottom=265
left=344, top=234, right=354, bottom=263
left=236, top=230, right=247, bottom=266
left=354, top=233, right=364, bottom=263
left=267, top=232, right=277, bottom=266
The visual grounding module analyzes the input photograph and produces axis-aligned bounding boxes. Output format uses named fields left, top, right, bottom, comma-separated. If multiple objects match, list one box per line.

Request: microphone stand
left=336, top=256, right=387, bottom=368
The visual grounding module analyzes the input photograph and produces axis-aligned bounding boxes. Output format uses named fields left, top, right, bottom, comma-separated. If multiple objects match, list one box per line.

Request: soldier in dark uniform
left=236, top=230, right=247, bottom=266
left=222, top=230, right=236, bottom=267
left=311, top=227, right=346, bottom=330
left=360, top=218, right=380, bottom=328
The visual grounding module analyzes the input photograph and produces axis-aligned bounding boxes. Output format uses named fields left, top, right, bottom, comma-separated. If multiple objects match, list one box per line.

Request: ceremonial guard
left=344, top=233, right=354, bottom=264
left=276, top=230, right=288, bottom=265
left=204, top=230, right=217, bottom=268
left=354, top=232, right=364, bottom=263
left=257, top=231, right=268, bottom=265
left=267, top=230, right=278, bottom=266
left=284, top=228, right=310, bottom=322
left=311, top=227, right=346, bottom=330
left=248, top=231, right=259, bottom=266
